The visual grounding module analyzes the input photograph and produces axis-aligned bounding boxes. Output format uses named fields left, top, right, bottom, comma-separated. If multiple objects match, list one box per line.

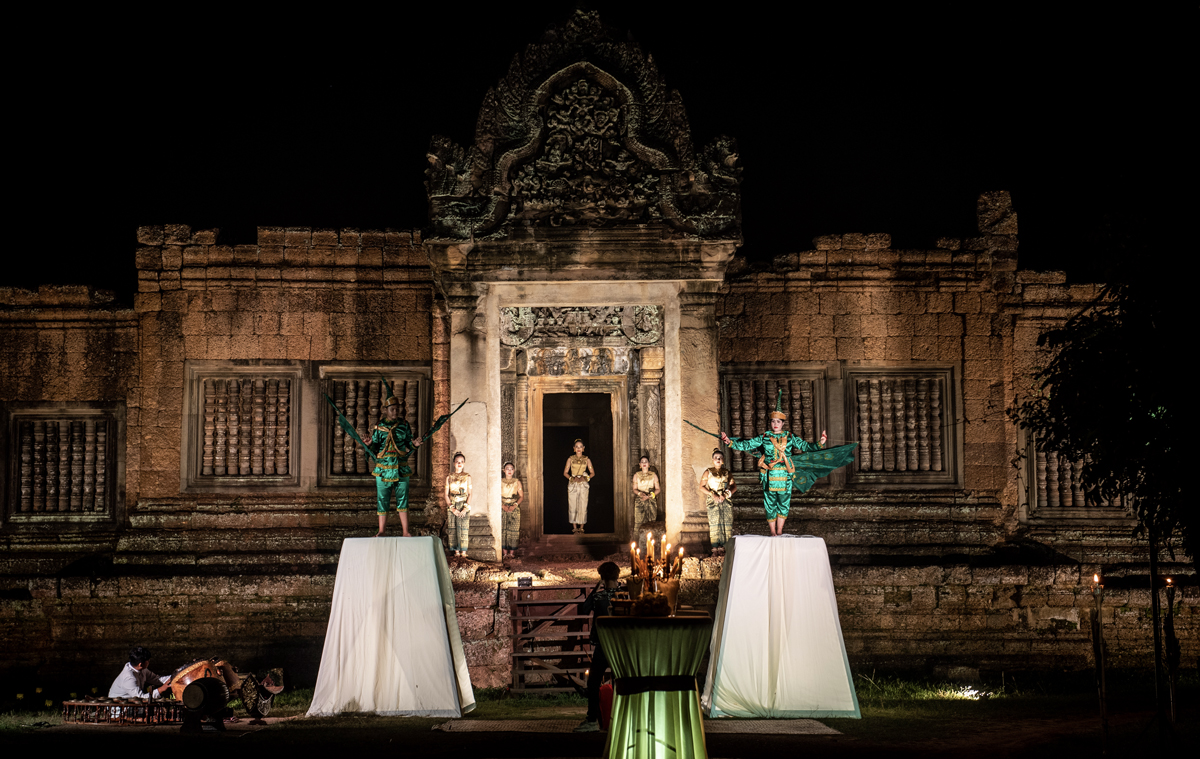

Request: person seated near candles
left=109, top=645, right=172, bottom=699
left=574, top=560, right=623, bottom=733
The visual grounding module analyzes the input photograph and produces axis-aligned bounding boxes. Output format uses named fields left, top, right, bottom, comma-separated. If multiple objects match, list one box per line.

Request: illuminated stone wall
left=0, top=211, right=1194, bottom=694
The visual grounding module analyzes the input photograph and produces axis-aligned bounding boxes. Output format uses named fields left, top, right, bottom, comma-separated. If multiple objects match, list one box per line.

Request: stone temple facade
left=1, top=11, right=1194, bottom=691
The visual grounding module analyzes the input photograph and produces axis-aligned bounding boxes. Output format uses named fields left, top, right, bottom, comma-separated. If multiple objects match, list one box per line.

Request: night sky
left=10, top=4, right=1182, bottom=303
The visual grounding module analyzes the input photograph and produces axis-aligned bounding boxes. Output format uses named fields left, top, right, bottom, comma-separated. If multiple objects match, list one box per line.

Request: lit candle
left=630, top=542, right=637, bottom=574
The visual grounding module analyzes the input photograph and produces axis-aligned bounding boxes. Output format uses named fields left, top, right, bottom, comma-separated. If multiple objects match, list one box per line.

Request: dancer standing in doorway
left=500, top=462, right=524, bottom=560
left=632, top=455, right=660, bottom=536
left=563, top=439, right=595, bottom=534
left=445, top=452, right=472, bottom=557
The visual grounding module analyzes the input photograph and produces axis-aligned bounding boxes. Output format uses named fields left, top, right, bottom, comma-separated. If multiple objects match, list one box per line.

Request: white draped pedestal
left=307, top=536, right=475, bottom=717
left=702, top=535, right=859, bottom=718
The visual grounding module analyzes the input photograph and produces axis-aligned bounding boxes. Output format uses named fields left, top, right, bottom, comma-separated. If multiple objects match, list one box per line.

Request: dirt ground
left=4, top=697, right=1193, bottom=758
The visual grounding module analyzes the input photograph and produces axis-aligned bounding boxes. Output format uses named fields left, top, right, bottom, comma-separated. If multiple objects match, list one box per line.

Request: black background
left=7, top=3, right=1186, bottom=300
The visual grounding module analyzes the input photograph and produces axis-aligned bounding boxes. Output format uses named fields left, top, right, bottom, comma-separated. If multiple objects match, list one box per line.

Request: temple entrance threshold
left=524, top=378, right=630, bottom=559
left=541, top=392, right=614, bottom=536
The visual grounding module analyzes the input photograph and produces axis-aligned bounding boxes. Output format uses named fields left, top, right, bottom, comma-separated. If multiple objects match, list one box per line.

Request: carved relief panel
left=5, top=404, right=124, bottom=523
left=844, top=367, right=962, bottom=488
left=183, top=362, right=302, bottom=491
left=1023, top=432, right=1130, bottom=519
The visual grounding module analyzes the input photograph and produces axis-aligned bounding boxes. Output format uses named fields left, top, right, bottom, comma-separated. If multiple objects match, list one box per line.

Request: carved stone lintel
left=501, top=306, right=662, bottom=347
left=525, top=346, right=631, bottom=377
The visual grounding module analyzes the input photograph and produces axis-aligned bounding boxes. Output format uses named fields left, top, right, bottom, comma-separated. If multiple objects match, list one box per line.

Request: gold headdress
left=769, top=388, right=787, bottom=421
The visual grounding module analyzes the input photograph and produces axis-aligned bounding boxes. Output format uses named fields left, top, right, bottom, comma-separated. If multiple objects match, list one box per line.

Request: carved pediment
left=425, top=10, right=741, bottom=240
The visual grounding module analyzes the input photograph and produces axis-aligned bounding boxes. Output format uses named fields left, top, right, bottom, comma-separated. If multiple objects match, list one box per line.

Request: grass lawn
left=3, top=672, right=1194, bottom=757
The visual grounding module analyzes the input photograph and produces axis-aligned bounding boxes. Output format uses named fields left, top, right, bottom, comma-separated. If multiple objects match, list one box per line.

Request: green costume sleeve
left=788, top=433, right=820, bottom=454
left=727, top=434, right=765, bottom=453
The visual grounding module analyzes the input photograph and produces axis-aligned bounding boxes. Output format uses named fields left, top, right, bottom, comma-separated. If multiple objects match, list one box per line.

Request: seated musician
left=575, top=561, right=623, bottom=733
left=109, top=645, right=172, bottom=699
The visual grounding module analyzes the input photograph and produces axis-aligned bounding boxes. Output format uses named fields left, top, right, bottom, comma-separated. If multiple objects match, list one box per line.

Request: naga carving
left=425, top=10, right=741, bottom=240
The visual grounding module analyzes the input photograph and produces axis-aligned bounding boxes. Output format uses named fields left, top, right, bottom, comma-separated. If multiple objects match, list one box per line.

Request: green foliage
left=1010, top=275, right=1191, bottom=568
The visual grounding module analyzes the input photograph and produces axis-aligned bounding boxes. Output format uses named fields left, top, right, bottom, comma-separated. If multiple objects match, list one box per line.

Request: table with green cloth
left=595, top=616, right=713, bottom=759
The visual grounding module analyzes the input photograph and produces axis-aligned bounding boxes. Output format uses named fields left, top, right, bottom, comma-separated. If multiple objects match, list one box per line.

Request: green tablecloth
left=596, top=616, right=713, bottom=759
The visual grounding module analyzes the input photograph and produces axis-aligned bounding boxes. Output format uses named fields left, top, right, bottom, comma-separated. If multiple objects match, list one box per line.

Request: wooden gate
left=509, top=583, right=596, bottom=693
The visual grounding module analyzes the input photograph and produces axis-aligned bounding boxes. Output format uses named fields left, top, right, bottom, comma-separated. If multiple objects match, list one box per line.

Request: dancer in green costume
left=720, top=390, right=857, bottom=536
left=369, top=393, right=421, bottom=537
left=325, top=378, right=467, bottom=538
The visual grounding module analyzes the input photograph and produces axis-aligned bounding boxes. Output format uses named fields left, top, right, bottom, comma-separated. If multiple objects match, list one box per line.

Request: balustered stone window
left=3, top=404, right=124, bottom=525
left=1022, top=433, right=1130, bottom=520
left=317, top=367, right=430, bottom=488
left=844, top=367, right=962, bottom=488
left=182, top=362, right=302, bottom=490
left=719, top=369, right=826, bottom=475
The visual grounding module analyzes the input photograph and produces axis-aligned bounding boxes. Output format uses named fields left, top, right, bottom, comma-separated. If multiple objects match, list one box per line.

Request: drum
left=182, top=677, right=229, bottom=713
left=167, top=658, right=238, bottom=702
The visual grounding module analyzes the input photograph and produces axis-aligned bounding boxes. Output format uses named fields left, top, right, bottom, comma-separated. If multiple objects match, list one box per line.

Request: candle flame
left=1093, top=574, right=1099, bottom=583
left=647, top=531, right=653, bottom=540
left=679, top=546, right=684, bottom=555
left=631, top=542, right=636, bottom=550
left=1166, top=577, right=1173, bottom=585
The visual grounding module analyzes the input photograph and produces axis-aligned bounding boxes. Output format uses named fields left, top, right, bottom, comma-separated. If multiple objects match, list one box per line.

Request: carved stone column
left=514, top=358, right=530, bottom=546
left=677, top=287, right=721, bottom=554
left=638, top=347, right=664, bottom=477
left=445, top=283, right=497, bottom=561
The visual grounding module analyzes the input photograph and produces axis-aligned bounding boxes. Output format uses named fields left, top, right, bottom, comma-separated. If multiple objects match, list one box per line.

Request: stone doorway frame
left=526, top=375, right=630, bottom=548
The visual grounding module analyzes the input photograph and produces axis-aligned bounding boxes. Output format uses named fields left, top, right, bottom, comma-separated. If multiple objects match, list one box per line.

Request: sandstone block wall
left=130, top=225, right=436, bottom=502
left=1, top=205, right=1193, bottom=694
left=0, top=287, right=138, bottom=406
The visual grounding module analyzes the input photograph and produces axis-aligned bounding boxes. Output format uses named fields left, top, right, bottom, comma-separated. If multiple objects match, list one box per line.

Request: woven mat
left=705, top=719, right=839, bottom=734
left=433, top=719, right=839, bottom=735
left=434, top=719, right=580, bottom=733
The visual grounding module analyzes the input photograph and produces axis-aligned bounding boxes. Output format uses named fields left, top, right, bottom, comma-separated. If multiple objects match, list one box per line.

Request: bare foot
left=402, top=531, right=412, bottom=537
left=375, top=530, right=385, bottom=537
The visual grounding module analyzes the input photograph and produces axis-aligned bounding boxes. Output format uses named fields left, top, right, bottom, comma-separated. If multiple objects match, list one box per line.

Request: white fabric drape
left=702, top=535, right=859, bottom=718
left=307, top=536, right=475, bottom=717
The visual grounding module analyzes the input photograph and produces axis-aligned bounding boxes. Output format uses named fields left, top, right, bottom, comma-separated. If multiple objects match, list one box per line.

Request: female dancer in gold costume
left=563, top=439, right=595, bottom=534
left=699, top=448, right=736, bottom=554
left=632, top=455, right=660, bottom=535
left=500, top=462, right=524, bottom=559
left=444, top=452, right=472, bottom=557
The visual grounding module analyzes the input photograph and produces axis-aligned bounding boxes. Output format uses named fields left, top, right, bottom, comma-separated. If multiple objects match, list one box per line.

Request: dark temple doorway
left=542, top=392, right=614, bottom=535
